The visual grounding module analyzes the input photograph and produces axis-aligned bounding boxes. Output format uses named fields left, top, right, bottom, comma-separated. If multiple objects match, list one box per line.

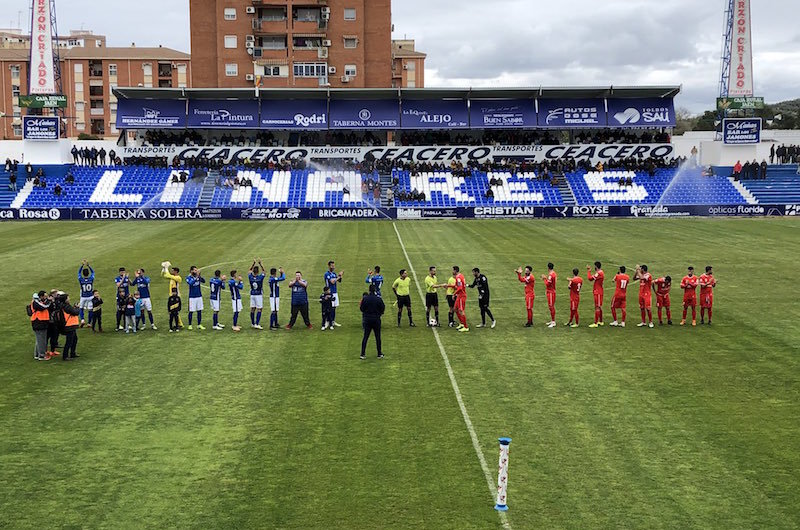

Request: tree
left=674, top=107, right=698, bottom=135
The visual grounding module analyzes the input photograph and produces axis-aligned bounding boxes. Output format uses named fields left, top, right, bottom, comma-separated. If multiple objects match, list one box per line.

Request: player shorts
left=231, top=299, right=243, bottom=313
left=211, top=299, right=220, bottom=312
left=683, top=295, right=696, bottom=307
left=446, top=294, right=455, bottom=309
left=525, top=294, right=535, bottom=310
left=397, top=295, right=412, bottom=309
left=189, top=297, right=204, bottom=312
left=570, top=296, right=580, bottom=311
left=270, top=296, right=280, bottom=312
left=656, top=294, right=670, bottom=308
left=79, top=297, right=93, bottom=311
left=426, top=292, right=439, bottom=308
left=455, top=295, right=466, bottom=312
left=593, top=292, right=604, bottom=307
left=612, top=295, right=626, bottom=309
left=546, top=291, right=556, bottom=307
left=139, top=297, right=152, bottom=312
left=250, top=295, right=263, bottom=309
left=639, top=294, right=652, bottom=309
left=331, top=293, right=340, bottom=308
left=701, top=294, right=713, bottom=308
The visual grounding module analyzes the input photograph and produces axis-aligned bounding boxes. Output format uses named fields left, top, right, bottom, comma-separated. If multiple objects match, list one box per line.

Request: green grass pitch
left=1, top=218, right=799, bottom=529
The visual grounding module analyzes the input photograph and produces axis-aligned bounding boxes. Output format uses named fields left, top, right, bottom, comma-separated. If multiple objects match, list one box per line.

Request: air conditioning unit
left=321, top=7, right=331, bottom=14
left=246, top=41, right=255, bottom=49
left=322, top=39, right=332, bottom=47
left=245, top=35, right=255, bottom=42
left=246, top=48, right=254, bottom=55
left=321, top=12, right=330, bottom=20
left=340, top=75, right=351, bottom=83
left=245, top=6, right=256, bottom=14
left=403, top=64, right=409, bottom=70
left=318, top=48, right=328, bottom=59
left=328, top=66, right=336, bottom=74
left=245, top=74, right=255, bottom=81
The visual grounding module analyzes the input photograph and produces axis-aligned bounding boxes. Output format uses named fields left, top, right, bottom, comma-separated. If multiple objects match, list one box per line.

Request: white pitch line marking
left=392, top=222, right=511, bottom=530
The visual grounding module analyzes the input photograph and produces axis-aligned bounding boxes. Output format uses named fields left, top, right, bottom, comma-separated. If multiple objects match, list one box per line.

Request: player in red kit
left=451, top=266, right=469, bottom=332
left=541, top=263, right=557, bottom=328
left=634, top=264, right=654, bottom=328
left=653, top=275, right=673, bottom=325
left=516, top=266, right=535, bottom=327
left=699, top=265, right=717, bottom=324
left=680, top=266, right=699, bottom=326
left=610, top=265, right=629, bottom=327
left=566, top=268, right=583, bottom=327
left=587, top=261, right=605, bottom=328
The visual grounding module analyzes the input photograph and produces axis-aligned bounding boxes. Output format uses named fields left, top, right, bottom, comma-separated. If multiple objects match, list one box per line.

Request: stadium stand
left=739, top=166, right=800, bottom=204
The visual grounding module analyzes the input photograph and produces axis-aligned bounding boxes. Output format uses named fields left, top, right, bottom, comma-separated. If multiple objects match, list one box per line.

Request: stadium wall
left=0, top=204, right=796, bottom=222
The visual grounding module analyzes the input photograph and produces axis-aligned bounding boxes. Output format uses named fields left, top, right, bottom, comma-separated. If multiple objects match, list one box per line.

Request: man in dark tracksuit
left=469, top=268, right=496, bottom=328
left=47, top=290, right=60, bottom=356
left=360, top=285, right=385, bottom=360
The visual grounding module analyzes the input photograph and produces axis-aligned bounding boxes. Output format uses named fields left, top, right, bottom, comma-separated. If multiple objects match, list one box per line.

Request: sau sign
left=723, top=118, right=761, bottom=144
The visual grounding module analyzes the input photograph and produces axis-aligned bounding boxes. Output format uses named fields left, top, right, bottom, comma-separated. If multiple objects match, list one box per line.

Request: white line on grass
left=392, top=222, right=511, bottom=530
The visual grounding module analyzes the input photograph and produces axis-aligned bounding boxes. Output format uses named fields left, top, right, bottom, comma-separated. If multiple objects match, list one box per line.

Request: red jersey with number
left=654, top=278, right=671, bottom=297
left=699, top=274, right=716, bottom=296
left=638, top=272, right=653, bottom=296
left=569, top=277, right=583, bottom=299
left=614, top=274, right=630, bottom=298
left=544, top=271, right=557, bottom=292
left=518, top=273, right=535, bottom=297
left=681, top=275, right=698, bottom=296
left=454, top=273, right=467, bottom=298
left=587, top=269, right=604, bottom=294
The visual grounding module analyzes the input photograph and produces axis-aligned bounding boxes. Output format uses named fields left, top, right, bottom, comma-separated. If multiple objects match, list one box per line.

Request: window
left=96, top=39, right=102, bottom=47
left=406, top=61, right=416, bottom=71
left=89, top=85, right=104, bottom=97
left=13, top=108, right=21, bottom=118
left=68, top=39, right=79, bottom=46
left=344, top=38, right=357, bottom=49
left=293, top=37, right=322, bottom=49
left=406, top=79, right=416, bottom=88
left=293, top=62, right=327, bottom=77
left=224, top=7, right=236, bottom=20
left=262, top=7, right=286, bottom=21
left=11, top=85, right=20, bottom=97
left=12, top=124, right=22, bottom=137
left=344, top=64, right=357, bottom=77
left=261, top=36, right=287, bottom=49
left=263, top=66, right=282, bottom=77
left=74, top=82, right=84, bottom=93
left=75, top=122, right=85, bottom=131
left=225, top=63, right=238, bottom=77
left=108, top=64, right=117, bottom=77
left=344, top=8, right=356, bottom=20
left=224, top=35, right=237, bottom=49
left=295, top=8, right=320, bottom=22
left=142, top=64, right=152, bottom=76
left=74, top=63, right=83, bottom=74
left=10, top=65, right=20, bottom=78
left=75, top=102, right=85, bottom=113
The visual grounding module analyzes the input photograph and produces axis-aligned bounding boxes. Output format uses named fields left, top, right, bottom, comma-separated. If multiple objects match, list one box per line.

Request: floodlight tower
left=27, top=0, right=64, bottom=128
left=717, top=0, right=735, bottom=99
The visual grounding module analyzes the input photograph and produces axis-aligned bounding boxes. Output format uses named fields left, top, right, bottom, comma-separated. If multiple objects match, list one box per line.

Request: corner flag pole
left=494, top=437, right=512, bottom=511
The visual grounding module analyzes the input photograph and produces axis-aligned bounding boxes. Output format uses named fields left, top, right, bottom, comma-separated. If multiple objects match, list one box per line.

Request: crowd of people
left=70, top=146, right=118, bottom=166
left=28, top=258, right=718, bottom=362
left=770, top=144, right=800, bottom=165
left=731, top=160, right=769, bottom=180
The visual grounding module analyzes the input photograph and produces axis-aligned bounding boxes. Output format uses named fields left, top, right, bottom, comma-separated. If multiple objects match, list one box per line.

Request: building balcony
left=253, top=47, right=290, bottom=60
left=253, top=18, right=288, bottom=33
left=89, top=108, right=105, bottom=116
left=291, top=47, right=328, bottom=61
left=292, top=19, right=326, bottom=33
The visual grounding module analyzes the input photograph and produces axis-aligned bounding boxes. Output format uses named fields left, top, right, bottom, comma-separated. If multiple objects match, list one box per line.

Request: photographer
left=29, top=291, right=51, bottom=361
left=56, top=292, right=81, bottom=361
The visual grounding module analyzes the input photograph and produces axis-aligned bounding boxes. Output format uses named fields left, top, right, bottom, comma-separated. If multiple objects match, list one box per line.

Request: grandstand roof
left=113, top=85, right=681, bottom=101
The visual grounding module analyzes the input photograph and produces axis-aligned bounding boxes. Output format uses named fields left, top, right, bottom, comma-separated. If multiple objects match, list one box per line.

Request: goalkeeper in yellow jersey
left=161, top=261, right=184, bottom=327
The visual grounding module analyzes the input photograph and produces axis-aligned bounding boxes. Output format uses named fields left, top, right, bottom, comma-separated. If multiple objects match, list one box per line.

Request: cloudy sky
left=4, top=0, right=798, bottom=113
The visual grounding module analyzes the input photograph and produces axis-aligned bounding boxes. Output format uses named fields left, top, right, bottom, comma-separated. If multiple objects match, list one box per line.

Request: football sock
left=641, top=308, right=646, bottom=323
left=527, top=308, right=533, bottom=323
left=79, top=308, right=84, bottom=320
left=250, top=312, right=255, bottom=325
left=196, top=311, right=202, bottom=325
left=213, top=313, right=218, bottom=327
left=233, top=312, right=239, bottom=326
left=435, top=310, right=439, bottom=323
left=707, top=308, right=712, bottom=320
left=549, top=306, right=555, bottom=321
left=188, top=312, right=193, bottom=325
left=149, top=312, right=154, bottom=324
left=611, top=308, right=617, bottom=321
left=621, top=309, right=626, bottom=322
left=647, top=309, right=652, bottom=323
left=256, top=310, right=262, bottom=325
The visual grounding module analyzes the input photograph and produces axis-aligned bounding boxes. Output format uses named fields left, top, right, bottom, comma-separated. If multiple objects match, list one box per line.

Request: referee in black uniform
left=469, top=267, right=496, bottom=328
left=360, top=285, right=385, bottom=360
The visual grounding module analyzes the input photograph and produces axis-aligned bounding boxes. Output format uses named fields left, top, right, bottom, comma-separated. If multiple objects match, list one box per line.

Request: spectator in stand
left=65, top=172, right=75, bottom=185
left=26, top=162, right=33, bottom=181
left=99, top=147, right=107, bottom=166
left=770, top=144, right=776, bottom=164
left=90, top=146, right=98, bottom=167
left=71, top=145, right=79, bottom=165
left=760, top=160, right=768, bottom=180
left=732, top=160, right=742, bottom=180
left=8, top=172, right=16, bottom=192
left=109, top=149, right=116, bottom=166
left=53, top=183, right=62, bottom=197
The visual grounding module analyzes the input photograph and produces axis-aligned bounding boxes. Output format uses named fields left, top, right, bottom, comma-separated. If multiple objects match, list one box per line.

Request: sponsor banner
left=729, top=0, right=754, bottom=97
left=117, top=99, right=187, bottom=129
left=723, top=118, right=761, bottom=145
left=473, top=206, right=547, bottom=219
left=29, top=0, right=56, bottom=94
left=329, top=99, right=399, bottom=129
left=716, top=96, right=764, bottom=111
left=537, top=98, right=606, bottom=128
left=121, top=144, right=675, bottom=165
left=396, top=207, right=462, bottom=219
left=607, top=98, right=675, bottom=127
left=19, top=94, right=67, bottom=108
left=23, top=116, right=59, bottom=140
left=401, top=100, right=469, bottom=129
left=0, top=208, right=68, bottom=220
left=239, top=207, right=307, bottom=220
left=311, top=208, right=395, bottom=219
left=260, top=99, right=328, bottom=129
left=187, top=100, right=259, bottom=129
left=470, top=99, right=537, bottom=129
left=73, top=208, right=212, bottom=221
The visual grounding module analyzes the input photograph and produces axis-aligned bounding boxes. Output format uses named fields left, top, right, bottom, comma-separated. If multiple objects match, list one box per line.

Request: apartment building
left=391, top=39, right=425, bottom=88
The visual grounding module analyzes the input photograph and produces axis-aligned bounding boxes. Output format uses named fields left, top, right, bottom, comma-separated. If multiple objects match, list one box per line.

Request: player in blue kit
left=324, top=260, right=343, bottom=327
left=114, top=267, right=130, bottom=330
left=209, top=270, right=227, bottom=331
left=366, top=266, right=384, bottom=298
left=229, top=270, right=244, bottom=332
left=78, top=259, right=95, bottom=326
left=185, top=266, right=206, bottom=330
left=132, top=268, right=157, bottom=330
left=268, top=267, right=286, bottom=330
left=249, top=258, right=266, bottom=330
